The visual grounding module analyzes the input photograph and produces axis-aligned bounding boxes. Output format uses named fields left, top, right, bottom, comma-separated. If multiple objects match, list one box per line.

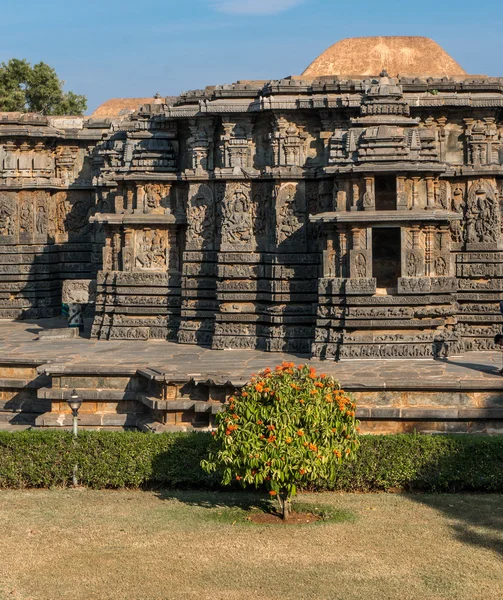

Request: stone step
left=37, top=387, right=141, bottom=401
left=0, top=399, right=51, bottom=413
left=0, top=412, right=39, bottom=425
left=38, top=327, right=80, bottom=340
left=137, top=393, right=223, bottom=414
left=35, top=412, right=140, bottom=428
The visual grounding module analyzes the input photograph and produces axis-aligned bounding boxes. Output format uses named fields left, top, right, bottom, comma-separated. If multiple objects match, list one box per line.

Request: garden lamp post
left=67, top=390, right=82, bottom=487
left=67, top=389, right=82, bottom=438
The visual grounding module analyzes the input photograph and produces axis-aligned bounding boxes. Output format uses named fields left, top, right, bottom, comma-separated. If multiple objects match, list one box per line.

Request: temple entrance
left=372, top=227, right=401, bottom=289
left=375, top=175, right=397, bottom=210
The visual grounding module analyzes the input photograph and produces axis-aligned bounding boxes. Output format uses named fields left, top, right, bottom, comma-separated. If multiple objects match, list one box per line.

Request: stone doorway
left=375, top=175, right=397, bottom=210
left=372, top=227, right=401, bottom=289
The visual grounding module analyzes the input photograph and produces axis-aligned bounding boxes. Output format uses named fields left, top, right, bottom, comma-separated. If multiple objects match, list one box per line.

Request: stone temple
left=0, top=37, right=503, bottom=360
left=1, top=36, right=503, bottom=432
left=2, top=36, right=502, bottom=360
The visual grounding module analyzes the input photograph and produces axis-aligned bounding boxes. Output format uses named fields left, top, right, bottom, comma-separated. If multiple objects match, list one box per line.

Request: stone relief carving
left=187, top=184, right=214, bottom=250
left=220, top=183, right=253, bottom=247
left=466, top=180, right=500, bottom=244
left=355, top=253, right=367, bottom=278
left=276, top=183, right=305, bottom=246
left=19, top=197, right=33, bottom=233
left=135, top=229, right=167, bottom=270
left=0, top=194, right=15, bottom=236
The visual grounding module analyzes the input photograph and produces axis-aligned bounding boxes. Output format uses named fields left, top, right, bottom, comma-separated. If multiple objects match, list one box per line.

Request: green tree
left=202, top=362, right=360, bottom=519
left=0, top=59, right=87, bottom=115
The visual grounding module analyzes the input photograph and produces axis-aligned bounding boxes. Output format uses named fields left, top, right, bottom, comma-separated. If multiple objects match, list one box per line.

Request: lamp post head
left=67, top=389, right=82, bottom=417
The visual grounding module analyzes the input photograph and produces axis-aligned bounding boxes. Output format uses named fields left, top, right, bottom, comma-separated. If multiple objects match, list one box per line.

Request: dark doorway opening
left=375, top=175, right=397, bottom=210
left=372, top=228, right=401, bottom=289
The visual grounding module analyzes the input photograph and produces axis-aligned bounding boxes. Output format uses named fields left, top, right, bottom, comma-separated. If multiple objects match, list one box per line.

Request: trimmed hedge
left=0, top=430, right=502, bottom=492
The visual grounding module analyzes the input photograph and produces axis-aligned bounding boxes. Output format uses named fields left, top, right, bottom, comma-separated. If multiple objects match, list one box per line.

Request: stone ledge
left=357, top=406, right=503, bottom=421
left=37, top=388, right=140, bottom=401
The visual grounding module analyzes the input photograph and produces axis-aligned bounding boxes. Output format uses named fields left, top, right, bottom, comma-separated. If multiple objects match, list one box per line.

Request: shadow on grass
left=407, top=493, right=503, bottom=558
left=154, top=489, right=276, bottom=515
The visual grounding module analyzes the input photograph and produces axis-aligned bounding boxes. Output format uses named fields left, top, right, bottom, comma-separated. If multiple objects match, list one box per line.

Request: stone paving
left=1, top=318, right=503, bottom=390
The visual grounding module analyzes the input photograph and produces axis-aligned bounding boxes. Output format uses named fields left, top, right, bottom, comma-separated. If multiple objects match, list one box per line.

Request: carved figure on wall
left=36, top=205, right=46, bottom=234
left=450, top=186, right=465, bottom=243
left=252, top=193, right=266, bottom=238
left=466, top=181, right=500, bottom=243
left=135, top=229, right=167, bottom=270
left=144, top=184, right=169, bottom=213
left=221, top=187, right=252, bottom=245
left=436, top=180, right=451, bottom=210
left=406, top=252, right=418, bottom=277
left=276, top=183, right=304, bottom=245
left=355, top=253, right=366, bottom=278
left=19, top=200, right=33, bottom=233
left=0, top=196, right=15, bottom=236
left=435, top=256, right=448, bottom=276
left=187, top=184, right=214, bottom=249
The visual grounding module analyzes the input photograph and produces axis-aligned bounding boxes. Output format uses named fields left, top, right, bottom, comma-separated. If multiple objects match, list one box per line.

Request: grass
left=0, top=490, right=502, bottom=600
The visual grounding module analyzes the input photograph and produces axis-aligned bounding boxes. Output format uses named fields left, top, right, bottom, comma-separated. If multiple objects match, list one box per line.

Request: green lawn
left=0, top=490, right=502, bottom=600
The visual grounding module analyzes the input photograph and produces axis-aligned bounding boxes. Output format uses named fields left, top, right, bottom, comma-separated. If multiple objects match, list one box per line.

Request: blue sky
left=2, top=0, right=501, bottom=113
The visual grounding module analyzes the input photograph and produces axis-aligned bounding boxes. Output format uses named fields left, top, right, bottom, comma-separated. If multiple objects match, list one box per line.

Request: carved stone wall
left=0, top=113, right=105, bottom=319
left=1, top=72, right=503, bottom=357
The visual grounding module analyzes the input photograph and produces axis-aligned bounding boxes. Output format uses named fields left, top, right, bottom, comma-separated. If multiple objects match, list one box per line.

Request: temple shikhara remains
left=1, top=36, right=503, bottom=362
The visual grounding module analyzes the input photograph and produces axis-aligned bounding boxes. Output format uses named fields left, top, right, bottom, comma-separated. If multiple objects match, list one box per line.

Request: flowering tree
left=201, top=362, right=360, bottom=519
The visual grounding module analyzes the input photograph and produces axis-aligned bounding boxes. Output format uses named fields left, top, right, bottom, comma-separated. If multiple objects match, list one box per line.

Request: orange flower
left=333, top=449, right=342, bottom=458
left=298, top=364, right=304, bottom=369
left=260, top=434, right=265, bottom=440
left=299, top=399, right=305, bottom=404
left=303, top=442, right=308, bottom=447
left=310, top=390, right=317, bottom=395
left=211, top=431, right=216, bottom=436
left=345, top=448, right=351, bottom=455
left=236, top=475, right=242, bottom=481
left=267, top=435, right=277, bottom=443
left=232, top=413, right=239, bottom=420
left=267, top=424, right=275, bottom=431
left=269, top=490, right=277, bottom=496
left=314, top=382, right=323, bottom=388
left=320, top=373, right=327, bottom=378
left=242, top=392, right=248, bottom=397
left=257, top=420, right=263, bottom=425
left=331, top=428, right=337, bottom=433
left=263, top=367, right=271, bottom=374
left=309, top=443, right=318, bottom=452
left=264, top=387, right=271, bottom=393
left=286, top=437, right=292, bottom=444
left=299, top=468, right=306, bottom=475
left=297, top=430, right=304, bottom=436
left=225, top=429, right=231, bottom=436
left=255, top=383, right=264, bottom=393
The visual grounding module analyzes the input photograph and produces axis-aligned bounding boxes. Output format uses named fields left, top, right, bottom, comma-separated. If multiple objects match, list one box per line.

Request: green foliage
left=0, top=430, right=502, bottom=493
left=201, top=363, right=360, bottom=515
left=0, top=58, right=87, bottom=115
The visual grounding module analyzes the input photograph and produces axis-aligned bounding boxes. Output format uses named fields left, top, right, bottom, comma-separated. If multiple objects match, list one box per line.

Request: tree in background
left=0, top=59, right=87, bottom=115
left=202, top=363, right=360, bottom=519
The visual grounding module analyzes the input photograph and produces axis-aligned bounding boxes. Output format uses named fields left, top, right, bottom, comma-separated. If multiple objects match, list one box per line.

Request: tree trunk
left=279, top=491, right=290, bottom=520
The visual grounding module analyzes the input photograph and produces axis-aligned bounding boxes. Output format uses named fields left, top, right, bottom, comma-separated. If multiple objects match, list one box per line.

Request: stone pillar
left=426, top=177, right=435, bottom=209
left=322, top=225, right=337, bottom=277
left=363, top=176, right=375, bottom=210
left=350, top=179, right=360, bottom=211
left=412, top=177, right=420, bottom=209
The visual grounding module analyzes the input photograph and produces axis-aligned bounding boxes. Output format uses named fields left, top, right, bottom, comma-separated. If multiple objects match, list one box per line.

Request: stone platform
left=1, top=318, right=503, bottom=434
